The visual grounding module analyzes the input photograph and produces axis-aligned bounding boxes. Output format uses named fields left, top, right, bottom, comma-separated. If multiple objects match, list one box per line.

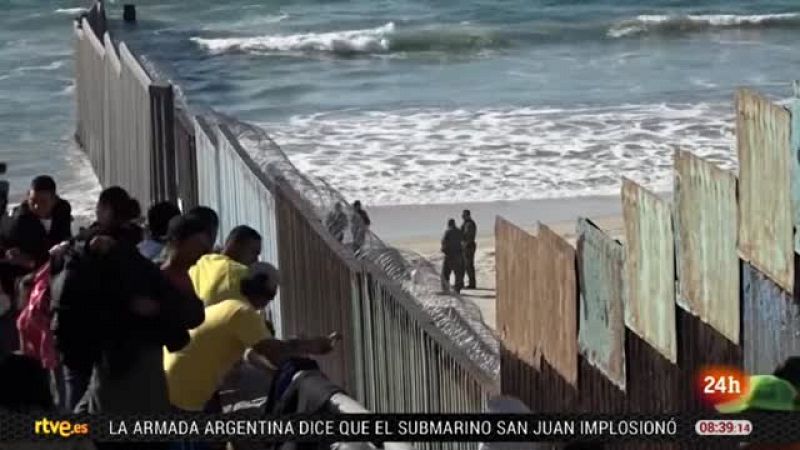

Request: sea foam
left=263, top=103, right=736, bottom=206
left=608, top=13, right=800, bottom=38
left=192, top=23, right=394, bottom=55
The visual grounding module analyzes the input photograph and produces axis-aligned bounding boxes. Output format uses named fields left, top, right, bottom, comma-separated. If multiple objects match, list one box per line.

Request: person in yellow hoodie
left=190, top=225, right=263, bottom=307
left=164, top=261, right=339, bottom=413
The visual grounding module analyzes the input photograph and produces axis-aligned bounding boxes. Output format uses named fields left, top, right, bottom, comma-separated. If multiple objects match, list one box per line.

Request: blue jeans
left=63, top=363, right=91, bottom=412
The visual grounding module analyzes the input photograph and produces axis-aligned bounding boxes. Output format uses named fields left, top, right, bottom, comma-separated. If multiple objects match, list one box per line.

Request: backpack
left=16, top=263, right=58, bottom=370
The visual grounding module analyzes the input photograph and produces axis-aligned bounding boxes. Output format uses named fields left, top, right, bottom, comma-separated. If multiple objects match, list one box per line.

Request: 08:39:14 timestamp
left=695, top=419, right=752, bottom=436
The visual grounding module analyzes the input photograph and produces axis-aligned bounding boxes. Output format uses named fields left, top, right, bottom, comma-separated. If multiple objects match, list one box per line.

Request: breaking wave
left=54, top=7, right=88, bottom=15
left=191, top=22, right=507, bottom=56
left=608, top=13, right=800, bottom=38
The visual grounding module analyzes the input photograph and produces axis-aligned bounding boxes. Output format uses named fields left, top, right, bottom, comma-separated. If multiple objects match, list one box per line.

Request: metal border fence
left=73, top=6, right=498, bottom=448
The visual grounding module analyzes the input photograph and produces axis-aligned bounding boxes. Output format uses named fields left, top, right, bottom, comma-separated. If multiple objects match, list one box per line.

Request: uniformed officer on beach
left=441, top=219, right=465, bottom=294
left=461, top=209, right=477, bottom=290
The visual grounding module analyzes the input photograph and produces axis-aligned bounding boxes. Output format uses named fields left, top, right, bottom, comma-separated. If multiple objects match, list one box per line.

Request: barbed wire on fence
left=127, top=40, right=500, bottom=379
left=214, top=115, right=500, bottom=379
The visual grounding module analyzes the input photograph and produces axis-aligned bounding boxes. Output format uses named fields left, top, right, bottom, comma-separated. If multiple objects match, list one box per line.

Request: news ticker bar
left=6, top=414, right=800, bottom=443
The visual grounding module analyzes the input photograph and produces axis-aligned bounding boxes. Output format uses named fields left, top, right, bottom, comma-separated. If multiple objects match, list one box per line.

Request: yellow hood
left=189, top=254, right=248, bottom=307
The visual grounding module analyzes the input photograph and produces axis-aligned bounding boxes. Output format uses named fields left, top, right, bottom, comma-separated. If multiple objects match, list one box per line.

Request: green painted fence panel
left=736, top=89, right=793, bottom=293
left=576, top=217, right=626, bottom=390
left=674, top=150, right=740, bottom=343
left=622, top=179, right=677, bottom=363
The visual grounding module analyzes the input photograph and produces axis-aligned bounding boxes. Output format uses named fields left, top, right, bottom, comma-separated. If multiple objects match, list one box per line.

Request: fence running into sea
left=495, top=85, right=800, bottom=449
left=72, top=4, right=497, bottom=448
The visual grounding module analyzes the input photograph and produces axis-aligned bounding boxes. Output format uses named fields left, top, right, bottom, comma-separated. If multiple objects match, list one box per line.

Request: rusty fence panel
left=496, top=217, right=578, bottom=412
left=622, top=179, right=677, bottom=363
left=674, top=150, right=739, bottom=343
left=736, top=89, right=794, bottom=293
left=742, top=261, right=800, bottom=374
left=576, top=217, right=626, bottom=390
left=537, top=224, right=579, bottom=387
left=496, top=217, right=540, bottom=371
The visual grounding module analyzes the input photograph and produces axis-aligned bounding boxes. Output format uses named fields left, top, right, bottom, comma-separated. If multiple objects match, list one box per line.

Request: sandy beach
left=377, top=196, right=627, bottom=330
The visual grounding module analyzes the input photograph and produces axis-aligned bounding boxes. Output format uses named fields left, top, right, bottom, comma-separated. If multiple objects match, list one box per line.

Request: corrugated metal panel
left=622, top=179, right=677, bottom=363
left=495, top=217, right=541, bottom=371
left=674, top=150, right=740, bottom=343
left=576, top=217, right=626, bottom=390
left=742, top=262, right=800, bottom=374
left=537, top=223, right=579, bottom=387
left=792, top=81, right=800, bottom=255
left=736, top=89, right=794, bottom=293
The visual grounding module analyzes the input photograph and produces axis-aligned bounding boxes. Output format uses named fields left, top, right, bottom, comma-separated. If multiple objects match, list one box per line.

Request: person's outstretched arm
left=251, top=332, right=339, bottom=365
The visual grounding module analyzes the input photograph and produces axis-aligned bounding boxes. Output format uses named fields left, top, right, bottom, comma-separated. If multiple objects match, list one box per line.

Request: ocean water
left=3, top=1, right=800, bottom=207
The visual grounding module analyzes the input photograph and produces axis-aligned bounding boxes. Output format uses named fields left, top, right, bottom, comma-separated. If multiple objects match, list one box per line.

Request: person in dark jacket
left=325, top=202, right=348, bottom=242
left=3, top=175, right=72, bottom=268
left=62, top=189, right=203, bottom=418
left=461, top=209, right=477, bottom=289
left=350, top=200, right=371, bottom=250
left=441, top=218, right=465, bottom=294
left=54, top=187, right=146, bottom=412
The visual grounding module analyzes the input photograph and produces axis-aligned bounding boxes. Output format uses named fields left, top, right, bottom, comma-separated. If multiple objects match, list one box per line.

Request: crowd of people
left=0, top=175, right=341, bottom=449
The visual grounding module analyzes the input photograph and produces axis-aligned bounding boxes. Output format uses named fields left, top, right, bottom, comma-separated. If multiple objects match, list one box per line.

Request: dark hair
left=774, top=357, right=800, bottom=388
left=463, top=209, right=471, bottom=217
left=98, top=186, right=139, bottom=223
left=187, top=206, right=219, bottom=237
left=166, top=215, right=209, bottom=244
left=31, top=175, right=56, bottom=193
left=241, top=273, right=271, bottom=299
left=353, top=200, right=362, bottom=209
left=147, top=201, right=181, bottom=239
left=225, top=225, right=262, bottom=246
left=447, top=218, right=456, bottom=227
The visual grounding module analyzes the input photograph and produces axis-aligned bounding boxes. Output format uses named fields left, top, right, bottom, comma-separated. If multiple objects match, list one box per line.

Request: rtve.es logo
left=34, top=418, right=90, bottom=438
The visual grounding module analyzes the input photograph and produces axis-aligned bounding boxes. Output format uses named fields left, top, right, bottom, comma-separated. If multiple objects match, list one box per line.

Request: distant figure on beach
left=325, top=202, right=348, bottom=242
left=441, top=218, right=465, bottom=294
left=351, top=200, right=371, bottom=251
left=461, top=209, right=477, bottom=289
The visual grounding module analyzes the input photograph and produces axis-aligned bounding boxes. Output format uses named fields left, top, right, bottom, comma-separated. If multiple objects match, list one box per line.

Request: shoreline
left=369, top=194, right=624, bottom=242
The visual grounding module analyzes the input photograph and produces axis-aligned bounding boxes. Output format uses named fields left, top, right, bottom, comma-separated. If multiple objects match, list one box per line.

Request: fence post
left=149, top=82, right=177, bottom=205
left=174, top=110, right=199, bottom=211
